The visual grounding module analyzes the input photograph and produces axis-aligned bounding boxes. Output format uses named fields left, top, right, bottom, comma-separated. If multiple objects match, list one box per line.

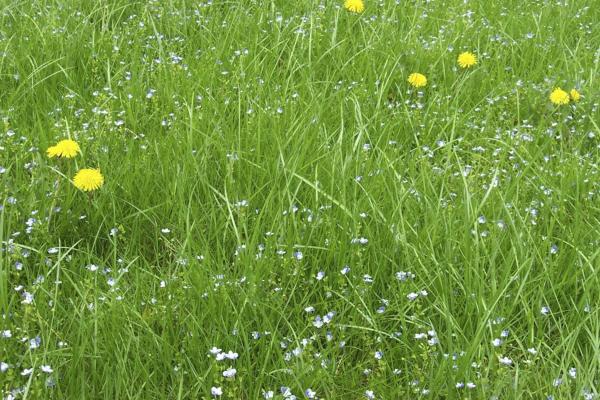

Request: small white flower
left=427, top=337, right=439, bottom=346
left=29, top=337, right=41, bottom=349
left=211, top=386, right=222, bottom=396
left=22, top=291, right=34, bottom=305
left=541, top=306, right=550, bottom=315
left=553, top=377, right=562, bottom=387
left=0, top=362, right=8, bottom=372
left=498, top=356, right=512, bottom=366
left=313, top=316, right=324, bottom=328
left=87, top=264, right=99, bottom=272
left=40, top=365, right=53, bottom=373
left=21, top=368, right=34, bottom=376
left=223, top=367, right=236, bottom=378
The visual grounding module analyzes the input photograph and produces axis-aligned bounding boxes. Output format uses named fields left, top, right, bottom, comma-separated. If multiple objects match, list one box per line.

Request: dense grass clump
left=0, top=0, right=599, bottom=399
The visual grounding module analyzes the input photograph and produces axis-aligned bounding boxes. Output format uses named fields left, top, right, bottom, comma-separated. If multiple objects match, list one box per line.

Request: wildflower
left=29, top=336, right=41, bottom=349
left=211, top=387, right=222, bottom=397
left=553, top=377, right=563, bottom=387
left=344, top=0, right=365, bottom=13
left=47, top=139, right=80, bottom=159
left=549, top=88, right=570, bottom=105
left=541, top=306, right=551, bottom=315
left=498, top=356, right=513, bottom=366
left=407, top=73, right=427, bottom=88
left=73, top=168, right=104, bottom=192
left=22, top=291, right=34, bottom=305
left=569, top=88, right=581, bottom=102
left=40, top=365, right=53, bottom=373
left=223, top=367, right=237, bottom=378
left=457, top=51, right=477, bottom=68
left=313, top=316, right=324, bottom=328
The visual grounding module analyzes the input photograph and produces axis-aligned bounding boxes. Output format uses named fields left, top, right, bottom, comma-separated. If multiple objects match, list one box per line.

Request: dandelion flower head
left=549, top=88, right=570, bottom=105
left=408, top=73, right=427, bottom=88
left=569, top=88, right=581, bottom=102
left=47, top=139, right=80, bottom=159
left=73, top=168, right=104, bottom=192
left=457, top=51, right=477, bottom=69
left=344, top=0, right=365, bottom=13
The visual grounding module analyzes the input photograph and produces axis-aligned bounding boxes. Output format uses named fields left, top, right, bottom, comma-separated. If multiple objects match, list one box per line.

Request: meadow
left=0, top=0, right=599, bottom=398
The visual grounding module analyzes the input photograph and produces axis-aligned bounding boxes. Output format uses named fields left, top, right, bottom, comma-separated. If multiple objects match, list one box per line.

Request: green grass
left=1, top=0, right=599, bottom=398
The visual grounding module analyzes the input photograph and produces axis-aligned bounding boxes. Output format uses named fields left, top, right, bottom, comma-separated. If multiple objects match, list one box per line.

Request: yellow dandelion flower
left=47, top=139, right=80, bottom=159
left=457, top=51, right=477, bottom=69
left=549, top=88, right=570, bottom=105
left=569, top=88, right=581, bottom=102
left=46, top=146, right=59, bottom=158
left=344, top=0, right=364, bottom=13
left=408, top=73, right=427, bottom=88
left=73, top=168, right=104, bottom=192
